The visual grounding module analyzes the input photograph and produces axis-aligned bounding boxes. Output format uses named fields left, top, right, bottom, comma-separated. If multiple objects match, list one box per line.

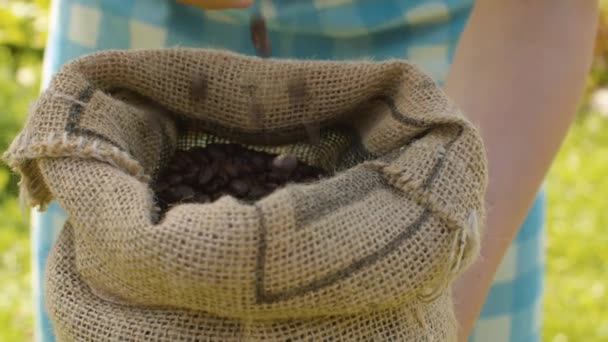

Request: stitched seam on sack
left=291, top=130, right=429, bottom=228
left=64, top=86, right=128, bottom=153
left=254, top=125, right=465, bottom=304
left=255, top=208, right=432, bottom=304
left=371, top=95, right=429, bottom=128
left=22, top=137, right=149, bottom=182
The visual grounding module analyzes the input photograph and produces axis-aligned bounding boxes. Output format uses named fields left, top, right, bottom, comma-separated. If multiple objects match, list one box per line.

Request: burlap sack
left=4, top=48, right=487, bottom=341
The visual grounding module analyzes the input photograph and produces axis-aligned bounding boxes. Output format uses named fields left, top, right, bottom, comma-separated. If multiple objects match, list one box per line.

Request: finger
left=177, top=0, right=253, bottom=9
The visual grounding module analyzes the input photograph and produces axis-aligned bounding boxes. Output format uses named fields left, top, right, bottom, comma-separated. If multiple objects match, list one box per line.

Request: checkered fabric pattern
left=34, top=1, right=544, bottom=341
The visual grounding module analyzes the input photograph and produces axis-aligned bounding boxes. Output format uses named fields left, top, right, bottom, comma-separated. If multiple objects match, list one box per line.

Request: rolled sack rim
left=4, top=48, right=487, bottom=318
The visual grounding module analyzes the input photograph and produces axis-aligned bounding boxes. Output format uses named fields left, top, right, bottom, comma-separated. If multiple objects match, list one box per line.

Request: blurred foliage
left=544, top=113, right=608, bottom=342
left=0, top=0, right=48, bottom=340
left=0, top=1, right=608, bottom=342
left=0, top=0, right=49, bottom=49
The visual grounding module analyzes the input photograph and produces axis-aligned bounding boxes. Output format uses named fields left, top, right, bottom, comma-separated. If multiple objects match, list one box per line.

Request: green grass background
left=1, top=1, right=607, bottom=341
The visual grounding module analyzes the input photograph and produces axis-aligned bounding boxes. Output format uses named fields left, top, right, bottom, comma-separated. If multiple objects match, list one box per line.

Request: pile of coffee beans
left=154, top=143, right=325, bottom=210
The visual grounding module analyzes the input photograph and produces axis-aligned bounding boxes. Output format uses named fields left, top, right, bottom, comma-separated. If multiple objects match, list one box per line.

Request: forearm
left=444, top=1, right=598, bottom=340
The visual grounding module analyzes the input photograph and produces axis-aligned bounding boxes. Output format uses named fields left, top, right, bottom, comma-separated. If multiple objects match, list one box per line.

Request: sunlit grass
left=0, top=193, right=32, bottom=341
left=544, top=112, right=608, bottom=341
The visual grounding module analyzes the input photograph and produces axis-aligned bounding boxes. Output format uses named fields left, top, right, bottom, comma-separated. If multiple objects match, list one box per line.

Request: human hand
left=177, top=0, right=253, bottom=9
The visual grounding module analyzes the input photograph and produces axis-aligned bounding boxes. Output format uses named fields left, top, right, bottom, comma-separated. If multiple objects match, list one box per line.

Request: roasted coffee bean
left=168, top=174, right=184, bottom=185
left=206, top=144, right=226, bottom=160
left=272, top=154, right=298, bottom=174
left=189, top=147, right=209, bottom=163
left=222, top=159, right=240, bottom=178
left=174, top=185, right=195, bottom=200
left=229, top=179, right=250, bottom=196
left=160, top=185, right=192, bottom=203
left=215, top=171, right=231, bottom=188
left=233, top=157, right=251, bottom=174
left=173, top=150, right=194, bottom=168
left=168, top=162, right=184, bottom=172
left=182, top=165, right=200, bottom=184
left=205, top=180, right=223, bottom=194
left=198, top=165, right=215, bottom=186
left=155, top=180, right=169, bottom=193
left=251, top=154, right=267, bottom=171
left=265, top=182, right=279, bottom=191
left=248, top=185, right=267, bottom=199
left=223, top=144, right=240, bottom=156
left=267, top=170, right=287, bottom=183
left=157, top=191, right=174, bottom=203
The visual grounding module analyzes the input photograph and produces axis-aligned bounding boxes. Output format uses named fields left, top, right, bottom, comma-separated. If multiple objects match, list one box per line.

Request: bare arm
left=444, top=1, right=598, bottom=340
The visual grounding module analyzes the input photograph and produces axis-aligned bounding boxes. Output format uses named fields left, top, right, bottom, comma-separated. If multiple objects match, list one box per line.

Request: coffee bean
left=160, top=185, right=193, bottom=203
left=173, top=150, right=194, bottom=168
left=206, top=144, right=226, bottom=160
left=183, top=165, right=200, bottom=185
left=168, top=174, right=184, bottom=185
left=223, top=144, right=240, bottom=156
left=272, top=154, right=298, bottom=174
left=267, top=170, right=287, bottom=183
left=189, top=147, right=209, bottom=163
left=205, top=180, right=222, bottom=194
left=222, top=159, right=239, bottom=178
left=229, top=179, right=250, bottom=196
left=251, top=154, right=266, bottom=171
left=265, top=182, right=279, bottom=191
left=168, top=162, right=184, bottom=172
left=174, top=185, right=195, bottom=200
left=197, top=166, right=214, bottom=186
left=158, top=192, right=176, bottom=204
left=233, top=157, right=252, bottom=174
left=155, top=180, right=169, bottom=193
left=214, top=170, right=231, bottom=188
left=248, top=185, right=267, bottom=199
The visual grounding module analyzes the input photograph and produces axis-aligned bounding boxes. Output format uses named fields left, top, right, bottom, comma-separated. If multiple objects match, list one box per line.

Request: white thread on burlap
left=453, top=210, right=477, bottom=274
left=417, top=230, right=462, bottom=303
left=414, top=305, right=428, bottom=330
left=417, top=210, right=477, bottom=303
left=76, top=136, right=85, bottom=150
left=46, top=90, right=89, bottom=107
left=46, top=132, right=56, bottom=145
